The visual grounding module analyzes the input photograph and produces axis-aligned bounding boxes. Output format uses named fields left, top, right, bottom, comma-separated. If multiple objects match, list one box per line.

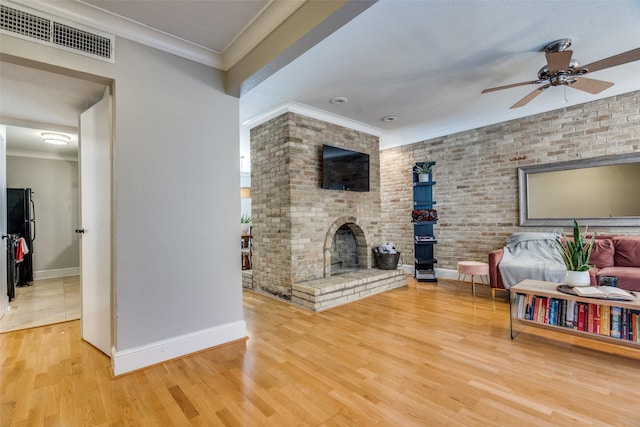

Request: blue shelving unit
left=412, top=162, right=437, bottom=282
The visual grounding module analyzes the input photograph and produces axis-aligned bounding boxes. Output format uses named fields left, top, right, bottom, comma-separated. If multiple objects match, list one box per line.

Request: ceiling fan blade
left=568, top=77, right=614, bottom=94
left=580, top=47, right=640, bottom=73
left=546, top=50, right=573, bottom=72
left=481, top=80, right=540, bottom=94
left=510, top=84, right=550, bottom=109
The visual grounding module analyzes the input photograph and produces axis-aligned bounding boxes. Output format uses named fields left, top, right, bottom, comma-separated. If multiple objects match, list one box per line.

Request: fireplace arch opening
left=324, top=217, right=371, bottom=277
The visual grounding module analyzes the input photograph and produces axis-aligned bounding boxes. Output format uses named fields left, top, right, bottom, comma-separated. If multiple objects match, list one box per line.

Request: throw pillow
left=613, top=236, right=640, bottom=268
left=588, top=238, right=614, bottom=268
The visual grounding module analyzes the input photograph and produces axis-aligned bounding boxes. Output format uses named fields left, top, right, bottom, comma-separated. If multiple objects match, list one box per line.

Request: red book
left=539, top=298, right=548, bottom=323
left=593, top=305, right=601, bottom=335
left=577, top=303, right=586, bottom=331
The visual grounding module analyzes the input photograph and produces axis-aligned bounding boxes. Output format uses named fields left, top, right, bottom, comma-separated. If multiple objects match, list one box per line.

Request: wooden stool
left=457, top=261, right=489, bottom=302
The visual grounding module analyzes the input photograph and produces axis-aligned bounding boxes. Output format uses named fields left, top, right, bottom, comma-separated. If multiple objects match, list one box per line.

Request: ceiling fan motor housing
left=538, top=59, right=582, bottom=81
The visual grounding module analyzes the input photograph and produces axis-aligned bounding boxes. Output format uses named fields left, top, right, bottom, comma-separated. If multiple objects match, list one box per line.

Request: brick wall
left=250, top=113, right=293, bottom=299
left=380, top=91, right=640, bottom=272
left=251, top=112, right=381, bottom=299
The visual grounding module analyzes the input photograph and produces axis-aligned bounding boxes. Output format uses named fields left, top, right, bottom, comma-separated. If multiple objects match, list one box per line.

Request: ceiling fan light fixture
left=41, top=132, right=70, bottom=145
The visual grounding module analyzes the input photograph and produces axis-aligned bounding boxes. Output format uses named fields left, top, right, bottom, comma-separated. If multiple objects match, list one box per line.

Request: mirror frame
left=518, top=152, right=640, bottom=227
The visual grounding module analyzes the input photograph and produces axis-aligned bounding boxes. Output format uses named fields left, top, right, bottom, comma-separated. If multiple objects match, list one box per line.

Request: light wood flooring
left=0, top=276, right=80, bottom=333
left=1, top=277, right=639, bottom=426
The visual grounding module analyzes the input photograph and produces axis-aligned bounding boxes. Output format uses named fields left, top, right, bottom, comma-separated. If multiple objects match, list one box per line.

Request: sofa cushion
left=597, top=266, right=640, bottom=292
left=612, top=236, right=640, bottom=268
left=588, top=238, right=615, bottom=268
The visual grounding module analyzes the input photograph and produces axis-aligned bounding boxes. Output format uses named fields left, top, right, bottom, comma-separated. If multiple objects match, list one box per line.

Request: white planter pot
left=566, top=270, right=590, bottom=287
left=241, top=223, right=251, bottom=235
left=418, top=173, right=431, bottom=183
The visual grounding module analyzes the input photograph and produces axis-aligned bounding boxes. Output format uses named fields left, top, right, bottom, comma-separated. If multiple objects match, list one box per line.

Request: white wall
left=6, top=156, right=79, bottom=275
left=1, top=33, right=245, bottom=373
left=112, top=38, right=244, bottom=351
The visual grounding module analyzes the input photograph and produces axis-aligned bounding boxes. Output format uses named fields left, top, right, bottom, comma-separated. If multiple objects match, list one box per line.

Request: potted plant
left=241, top=213, right=252, bottom=235
left=414, top=162, right=433, bottom=182
left=554, top=218, right=595, bottom=287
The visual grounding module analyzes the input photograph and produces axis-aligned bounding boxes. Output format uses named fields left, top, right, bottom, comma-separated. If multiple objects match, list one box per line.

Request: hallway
left=0, top=276, right=79, bottom=332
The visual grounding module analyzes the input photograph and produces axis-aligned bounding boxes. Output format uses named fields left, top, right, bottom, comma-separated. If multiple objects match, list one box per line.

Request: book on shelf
left=577, top=303, right=586, bottom=331
left=559, top=285, right=636, bottom=301
left=566, top=300, right=576, bottom=328
left=600, top=305, right=610, bottom=336
left=611, top=306, right=622, bottom=339
left=622, top=308, right=629, bottom=340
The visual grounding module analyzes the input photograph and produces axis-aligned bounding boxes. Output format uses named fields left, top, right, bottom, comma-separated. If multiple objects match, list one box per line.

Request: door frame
left=0, top=58, right=114, bottom=351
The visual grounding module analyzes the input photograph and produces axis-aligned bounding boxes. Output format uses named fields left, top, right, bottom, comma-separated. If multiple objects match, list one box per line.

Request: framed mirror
left=518, top=152, right=640, bottom=227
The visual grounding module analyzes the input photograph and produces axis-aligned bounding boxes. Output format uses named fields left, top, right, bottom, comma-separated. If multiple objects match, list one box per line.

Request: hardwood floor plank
left=168, top=384, right=200, bottom=419
left=2, top=276, right=640, bottom=426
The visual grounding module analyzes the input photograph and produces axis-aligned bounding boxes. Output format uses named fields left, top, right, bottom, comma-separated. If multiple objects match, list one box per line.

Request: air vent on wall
left=0, top=4, right=114, bottom=63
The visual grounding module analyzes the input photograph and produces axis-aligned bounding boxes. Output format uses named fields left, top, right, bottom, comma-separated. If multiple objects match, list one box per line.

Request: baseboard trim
left=401, top=265, right=460, bottom=281
left=34, top=267, right=80, bottom=280
left=435, top=267, right=459, bottom=280
left=111, top=320, right=247, bottom=376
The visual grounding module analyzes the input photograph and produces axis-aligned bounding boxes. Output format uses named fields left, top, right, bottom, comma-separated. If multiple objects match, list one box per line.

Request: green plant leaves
left=555, top=218, right=595, bottom=272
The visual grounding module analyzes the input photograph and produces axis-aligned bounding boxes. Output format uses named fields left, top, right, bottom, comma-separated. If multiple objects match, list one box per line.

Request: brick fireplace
left=248, top=112, right=406, bottom=310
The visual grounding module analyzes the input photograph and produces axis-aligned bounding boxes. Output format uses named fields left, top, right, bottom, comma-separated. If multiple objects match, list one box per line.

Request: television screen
left=322, top=144, right=370, bottom=192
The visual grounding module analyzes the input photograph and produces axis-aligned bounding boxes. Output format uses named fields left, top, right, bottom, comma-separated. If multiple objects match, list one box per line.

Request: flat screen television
left=322, top=144, right=370, bottom=192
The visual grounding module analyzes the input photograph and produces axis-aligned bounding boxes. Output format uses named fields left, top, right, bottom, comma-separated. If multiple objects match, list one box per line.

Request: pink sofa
left=489, top=235, right=640, bottom=293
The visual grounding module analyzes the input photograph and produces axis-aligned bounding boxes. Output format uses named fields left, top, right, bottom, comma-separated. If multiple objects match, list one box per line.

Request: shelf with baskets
left=412, top=162, right=437, bottom=282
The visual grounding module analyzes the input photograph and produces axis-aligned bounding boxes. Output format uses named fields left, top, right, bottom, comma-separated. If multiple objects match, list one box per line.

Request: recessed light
left=330, top=96, right=348, bottom=105
left=380, top=115, right=398, bottom=122
left=41, top=132, right=70, bottom=145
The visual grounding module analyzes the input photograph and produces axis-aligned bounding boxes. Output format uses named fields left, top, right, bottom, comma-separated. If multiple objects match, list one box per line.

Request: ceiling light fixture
left=41, top=132, right=70, bottom=145
left=380, top=115, right=398, bottom=122
left=329, top=96, right=348, bottom=105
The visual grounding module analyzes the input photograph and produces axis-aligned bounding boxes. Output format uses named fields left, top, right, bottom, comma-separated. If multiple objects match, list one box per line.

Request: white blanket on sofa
left=498, top=232, right=567, bottom=289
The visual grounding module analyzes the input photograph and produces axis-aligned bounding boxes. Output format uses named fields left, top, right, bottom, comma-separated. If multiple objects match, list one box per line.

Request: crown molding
left=8, top=0, right=310, bottom=71
left=242, top=101, right=384, bottom=139
left=221, top=0, right=306, bottom=70
left=9, top=0, right=223, bottom=69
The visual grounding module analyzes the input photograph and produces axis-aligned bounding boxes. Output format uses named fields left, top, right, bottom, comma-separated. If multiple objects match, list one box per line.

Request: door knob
left=75, top=229, right=85, bottom=234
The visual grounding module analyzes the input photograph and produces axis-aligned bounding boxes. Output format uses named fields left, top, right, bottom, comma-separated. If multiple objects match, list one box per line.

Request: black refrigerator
left=7, top=188, right=36, bottom=287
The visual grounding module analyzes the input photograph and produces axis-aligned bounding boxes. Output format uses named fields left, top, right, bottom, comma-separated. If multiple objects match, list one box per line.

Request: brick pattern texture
left=251, top=112, right=381, bottom=299
left=380, top=91, right=640, bottom=272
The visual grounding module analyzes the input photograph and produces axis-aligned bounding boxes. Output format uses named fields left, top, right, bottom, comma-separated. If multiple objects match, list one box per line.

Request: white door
left=79, top=88, right=111, bottom=355
left=0, top=129, right=7, bottom=318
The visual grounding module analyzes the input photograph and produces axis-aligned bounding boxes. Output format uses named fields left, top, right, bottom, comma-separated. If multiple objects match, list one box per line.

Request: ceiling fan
left=481, top=38, right=640, bottom=109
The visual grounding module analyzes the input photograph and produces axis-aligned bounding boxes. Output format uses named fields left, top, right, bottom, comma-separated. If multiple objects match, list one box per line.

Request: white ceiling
left=2, top=0, right=640, bottom=158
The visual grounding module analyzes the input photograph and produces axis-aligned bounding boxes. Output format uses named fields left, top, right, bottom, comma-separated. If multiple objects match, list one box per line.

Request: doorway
left=0, top=61, right=112, bottom=348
